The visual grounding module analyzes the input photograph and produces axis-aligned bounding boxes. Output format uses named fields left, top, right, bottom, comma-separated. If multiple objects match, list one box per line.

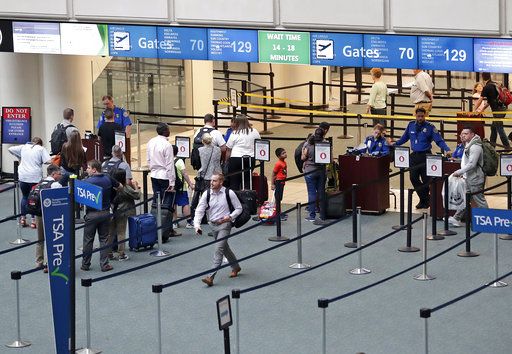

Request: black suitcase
left=325, top=191, right=346, bottom=219
left=241, top=156, right=258, bottom=215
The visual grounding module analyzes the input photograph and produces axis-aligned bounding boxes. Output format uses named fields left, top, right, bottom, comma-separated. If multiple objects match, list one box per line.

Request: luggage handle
left=241, top=155, right=252, bottom=190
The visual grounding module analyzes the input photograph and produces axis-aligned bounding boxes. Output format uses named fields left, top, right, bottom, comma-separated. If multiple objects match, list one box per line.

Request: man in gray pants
left=449, top=126, right=489, bottom=227
left=194, top=172, right=242, bottom=286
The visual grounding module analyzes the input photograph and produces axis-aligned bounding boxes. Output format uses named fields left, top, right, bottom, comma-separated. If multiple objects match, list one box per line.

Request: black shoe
left=415, top=202, right=429, bottom=209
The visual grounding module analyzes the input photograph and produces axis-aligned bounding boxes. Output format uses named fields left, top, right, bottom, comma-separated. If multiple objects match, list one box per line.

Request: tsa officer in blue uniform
left=394, top=107, right=451, bottom=209
left=97, top=95, right=132, bottom=137
left=357, top=123, right=390, bottom=156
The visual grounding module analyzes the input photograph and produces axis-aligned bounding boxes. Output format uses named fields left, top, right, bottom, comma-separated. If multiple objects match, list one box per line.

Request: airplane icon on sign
left=316, top=40, right=334, bottom=59
left=115, top=34, right=128, bottom=43
left=113, top=31, right=130, bottom=51
left=318, top=42, right=332, bottom=51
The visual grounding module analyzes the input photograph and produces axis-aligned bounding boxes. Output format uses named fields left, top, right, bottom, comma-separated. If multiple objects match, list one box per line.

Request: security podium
left=339, top=154, right=390, bottom=214
left=430, top=160, right=461, bottom=219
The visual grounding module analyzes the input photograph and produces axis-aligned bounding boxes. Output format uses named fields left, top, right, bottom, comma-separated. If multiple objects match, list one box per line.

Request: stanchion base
left=9, top=238, right=30, bottom=245
left=392, top=225, right=410, bottom=231
left=76, top=347, right=102, bottom=354
left=289, top=263, right=311, bottom=269
left=5, top=340, right=31, bottom=348
left=268, top=236, right=290, bottom=242
left=457, top=251, right=480, bottom=257
left=349, top=268, right=371, bottom=275
left=398, top=246, right=420, bottom=253
left=149, top=249, right=171, bottom=257
left=427, top=234, right=445, bottom=241
left=413, top=273, right=436, bottom=281
left=337, top=135, right=354, bottom=140
left=344, top=242, right=357, bottom=248
left=489, top=281, right=508, bottom=288
left=499, top=234, right=512, bottom=240
left=260, top=130, right=274, bottom=135
left=437, top=229, right=457, bottom=236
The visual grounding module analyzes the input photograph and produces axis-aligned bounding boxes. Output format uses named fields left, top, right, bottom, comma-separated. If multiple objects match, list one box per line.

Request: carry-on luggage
left=128, top=213, right=157, bottom=251
left=325, top=191, right=346, bottom=219
left=258, top=194, right=276, bottom=224
left=150, top=191, right=176, bottom=243
left=240, top=155, right=258, bottom=215
left=252, top=172, right=269, bottom=205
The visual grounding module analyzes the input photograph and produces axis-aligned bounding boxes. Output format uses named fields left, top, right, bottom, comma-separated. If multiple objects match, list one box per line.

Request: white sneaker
left=185, top=222, right=194, bottom=229
left=448, top=216, right=464, bottom=227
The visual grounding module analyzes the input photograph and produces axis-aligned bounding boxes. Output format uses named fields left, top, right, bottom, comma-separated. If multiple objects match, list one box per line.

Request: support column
left=185, top=60, right=213, bottom=125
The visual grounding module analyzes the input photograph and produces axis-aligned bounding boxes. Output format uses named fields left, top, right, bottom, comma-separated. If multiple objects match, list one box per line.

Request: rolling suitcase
left=325, top=191, right=346, bottom=219
left=240, top=156, right=258, bottom=215
left=252, top=172, right=269, bottom=205
left=128, top=213, right=157, bottom=251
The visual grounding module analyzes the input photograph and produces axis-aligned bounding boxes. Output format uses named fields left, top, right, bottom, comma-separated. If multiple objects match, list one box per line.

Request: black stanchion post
left=304, top=81, right=314, bottom=128
left=213, top=99, right=219, bottom=129
left=392, top=168, right=406, bottom=230
left=241, top=81, right=248, bottom=115
left=500, top=176, right=512, bottom=240
left=268, top=180, right=289, bottom=242
left=270, top=71, right=276, bottom=119
left=438, top=174, right=457, bottom=236
left=345, top=184, right=358, bottom=248
left=338, top=91, right=353, bottom=139
left=390, top=94, right=396, bottom=138
left=427, top=178, right=444, bottom=240
left=458, top=191, right=479, bottom=257
left=440, top=120, right=445, bottom=140
left=69, top=177, right=76, bottom=353
left=223, top=328, right=231, bottom=354
left=261, top=87, right=271, bottom=135
left=143, top=170, right=149, bottom=213
left=398, top=189, right=420, bottom=252
left=259, top=163, right=265, bottom=205
left=322, top=67, right=327, bottom=106
left=447, top=70, right=452, bottom=96
left=397, top=69, right=403, bottom=94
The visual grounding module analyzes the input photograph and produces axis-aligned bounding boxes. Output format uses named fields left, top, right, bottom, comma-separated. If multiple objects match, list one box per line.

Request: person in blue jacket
left=97, top=95, right=132, bottom=137
left=357, top=124, right=389, bottom=156
left=394, top=107, right=451, bottom=209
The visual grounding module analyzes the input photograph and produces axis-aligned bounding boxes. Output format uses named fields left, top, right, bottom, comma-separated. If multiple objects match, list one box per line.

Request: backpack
left=493, top=83, right=512, bottom=107
left=103, top=159, right=123, bottom=177
left=294, top=141, right=306, bottom=173
left=50, top=123, right=74, bottom=155
left=206, top=188, right=251, bottom=228
left=26, top=179, right=53, bottom=216
left=191, top=127, right=214, bottom=170
left=174, top=158, right=185, bottom=192
left=480, top=139, right=499, bottom=176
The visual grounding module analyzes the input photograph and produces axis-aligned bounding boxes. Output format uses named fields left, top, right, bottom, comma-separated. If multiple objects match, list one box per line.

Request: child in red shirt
left=272, top=148, right=287, bottom=220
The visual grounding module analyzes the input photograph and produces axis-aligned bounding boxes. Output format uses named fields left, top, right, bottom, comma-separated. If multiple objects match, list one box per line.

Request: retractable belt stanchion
left=345, top=185, right=358, bottom=248
left=414, top=213, right=435, bottom=281
left=392, top=168, right=407, bottom=230
left=10, top=161, right=29, bottom=245
left=318, top=299, right=328, bottom=354
left=438, top=174, right=457, bottom=237
left=231, top=289, right=240, bottom=354
left=398, top=189, right=420, bottom=252
left=489, top=234, right=507, bottom=288
left=420, top=308, right=431, bottom=354
left=152, top=284, right=163, bottom=354
left=5, top=271, right=31, bottom=348
left=290, top=203, right=310, bottom=269
left=499, top=176, right=512, bottom=240
left=268, top=181, right=289, bottom=242
left=427, top=178, right=444, bottom=241
left=349, top=207, right=371, bottom=275
left=457, top=191, right=479, bottom=257
left=150, top=192, right=171, bottom=257
left=143, top=170, right=149, bottom=214
left=76, top=279, right=100, bottom=354
left=337, top=91, right=353, bottom=140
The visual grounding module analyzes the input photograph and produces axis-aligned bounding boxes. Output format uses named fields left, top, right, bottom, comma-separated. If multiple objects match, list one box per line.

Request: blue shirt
left=395, top=121, right=450, bottom=153
left=452, top=144, right=464, bottom=159
left=97, top=106, right=132, bottom=130
left=85, top=173, right=119, bottom=211
left=358, top=136, right=389, bottom=156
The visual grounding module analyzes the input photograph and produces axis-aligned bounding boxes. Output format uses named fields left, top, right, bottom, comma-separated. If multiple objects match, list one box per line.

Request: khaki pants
left=414, top=102, right=432, bottom=116
left=35, top=216, right=45, bottom=266
left=109, top=215, right=128, bottom=255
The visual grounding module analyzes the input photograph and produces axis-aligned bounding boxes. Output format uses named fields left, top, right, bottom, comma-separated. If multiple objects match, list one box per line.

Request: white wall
left=73, top=0, right=169, bottom=22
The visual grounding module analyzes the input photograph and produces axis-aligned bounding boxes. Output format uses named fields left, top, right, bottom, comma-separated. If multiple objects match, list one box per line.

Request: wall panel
left=74, top=0, right=169, bottom=21
left=0, top=0, right=67, bottom=18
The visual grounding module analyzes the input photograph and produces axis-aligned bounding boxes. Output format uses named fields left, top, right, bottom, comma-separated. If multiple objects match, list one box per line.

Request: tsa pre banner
left=41, top=187, right=71, bottom=354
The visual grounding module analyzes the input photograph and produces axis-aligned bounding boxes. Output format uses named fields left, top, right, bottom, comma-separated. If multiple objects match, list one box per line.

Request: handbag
left=194, top=148, right=213, bottom=192
left=51, top=153, right=62, bottom=166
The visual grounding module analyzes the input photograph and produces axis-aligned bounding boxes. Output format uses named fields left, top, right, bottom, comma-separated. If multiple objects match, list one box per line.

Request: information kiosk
left=339, top=154, right=390, bottom=214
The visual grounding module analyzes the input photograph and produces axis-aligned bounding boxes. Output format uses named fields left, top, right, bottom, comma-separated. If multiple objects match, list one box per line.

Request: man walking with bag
left=449, top=127, right=488, bottom=227
left=194, top=172, right=242, bottom=287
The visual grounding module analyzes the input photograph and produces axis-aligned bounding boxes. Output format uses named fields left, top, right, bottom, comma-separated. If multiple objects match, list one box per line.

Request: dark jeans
left=228, top=156, right=255, bottom=191
left=304, top=169, right=326, bottom=220
left=490, top=109, right=509, bottom=147
left=19, top=181, right=37, bottom=216
left=150, top=177, right=176, bottom=211
left=370, top=107, right=387, bottom=127
left=410, top=152, right=430, bottom=204
left=82, top=210, right=111, bottom=270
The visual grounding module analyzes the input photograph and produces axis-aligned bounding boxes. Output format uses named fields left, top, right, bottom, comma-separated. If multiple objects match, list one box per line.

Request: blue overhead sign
left=157, top=27, right=208, bottom=60
left=41, top=187, right=71, bottom=354
left=474, top=38, right=512, bottom=73
left=310, top=32, right=364, bottom=67
left=108, top=25, right=158, bottom=58
left=208, top=28, right=258, bottom=62
left=363, top=34, right=418, bottom=69
left=419, top=36, right=474, bottom=72
left=472, top=208, right=512, bottom=234
left=74, top=179, right=102, bottom=210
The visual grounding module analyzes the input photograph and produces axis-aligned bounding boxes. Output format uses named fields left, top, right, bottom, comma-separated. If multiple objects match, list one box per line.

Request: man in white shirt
left=194, top=172, right=242, bottom=286
left=147, top=123, right=179, bottom=238
left=410, top=69, right=434, bottom=116
left=193, top=114, right=227, bottom=152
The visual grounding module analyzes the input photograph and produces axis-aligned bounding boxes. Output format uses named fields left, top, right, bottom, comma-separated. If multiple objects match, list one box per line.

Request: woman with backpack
left=60, top=130, right=87, bottom=185
left=8, top=137, right=51, bottom=228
